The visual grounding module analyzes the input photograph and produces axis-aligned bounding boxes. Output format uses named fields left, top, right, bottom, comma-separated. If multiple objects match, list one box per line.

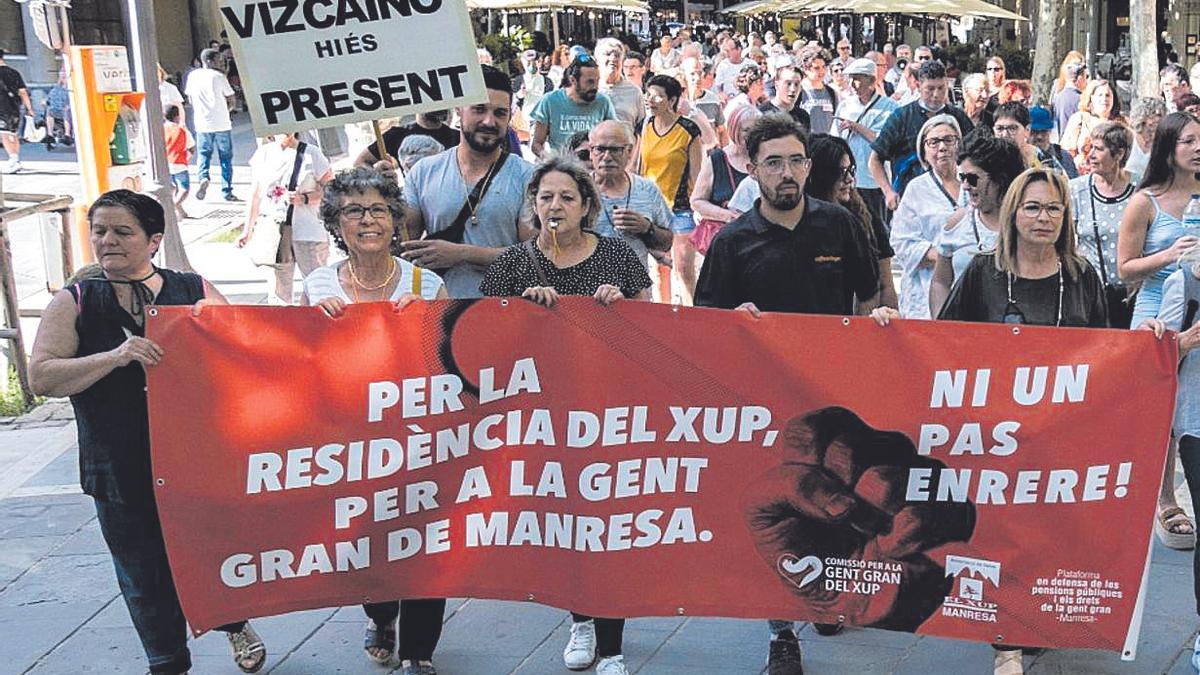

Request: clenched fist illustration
left=742, top=407, right=976, bottom=631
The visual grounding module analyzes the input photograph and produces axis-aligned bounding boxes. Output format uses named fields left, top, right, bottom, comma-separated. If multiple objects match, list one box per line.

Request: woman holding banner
left=481, top=157, right=651, bottom=675
left=872, top=167, right=1107, bottom=674
left=301, top=167, right=447, bottom=673
left=27, top=190, right=268, bottom=675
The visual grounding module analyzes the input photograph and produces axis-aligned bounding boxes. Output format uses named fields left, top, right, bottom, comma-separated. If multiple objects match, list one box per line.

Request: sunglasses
left=986, top=66, right=1004, bottom=72
left=958, top=171, right=982, bottom=187
left=840, top=165, right=856, bottom=180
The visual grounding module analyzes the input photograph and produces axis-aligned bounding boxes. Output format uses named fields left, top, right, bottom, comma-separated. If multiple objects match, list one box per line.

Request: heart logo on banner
left=778, top=554, right=824, bottom=589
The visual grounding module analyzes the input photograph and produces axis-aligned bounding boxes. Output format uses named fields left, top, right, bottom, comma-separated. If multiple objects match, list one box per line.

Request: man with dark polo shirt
left=696, top=113, right=879, bottom=317
left=868, top=59, right=973, bottom=210
left=354, top=110, right=460, bottom=168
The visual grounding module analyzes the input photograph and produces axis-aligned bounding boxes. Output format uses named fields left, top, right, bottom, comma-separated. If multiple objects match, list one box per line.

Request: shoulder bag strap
left=427, top=150, right=511, bottom=243
left=283, top=142, right=306, bottom=226
left=1088, top=177, right=1111, bottom=285
left=523, top=239, right=549, bottom=287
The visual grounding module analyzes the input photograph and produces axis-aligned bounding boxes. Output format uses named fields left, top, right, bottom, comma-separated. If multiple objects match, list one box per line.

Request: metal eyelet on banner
left=155, top=478, right=165, bottom=486
left=676, top=607, right=685, bottom=615
left=842, top=317, right=850, bottom=326
left=500, top=299, right=509, bottom=307
left=1011, top=326, right=1021, bottom=335
left=526, top=593, right=535, bottom=601
left=995, top=634, right=1004, bottom=642
left=148, top=307, right=158, bottom=317
left=671, top=294, right=683, bottom=313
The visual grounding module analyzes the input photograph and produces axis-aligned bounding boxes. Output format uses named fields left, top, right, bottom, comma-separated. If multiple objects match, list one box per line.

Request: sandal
left=812, top=618, right=844, bottom=636
left=364, top=619, right=396, bottom=664
left=226, top=623, right=266, bottom=674
left=1155, top=506, right=1196, bottom=550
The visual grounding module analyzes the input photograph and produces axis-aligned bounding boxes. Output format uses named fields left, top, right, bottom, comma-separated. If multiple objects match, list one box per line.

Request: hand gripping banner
left=146, top=299, right=1178, bottom=657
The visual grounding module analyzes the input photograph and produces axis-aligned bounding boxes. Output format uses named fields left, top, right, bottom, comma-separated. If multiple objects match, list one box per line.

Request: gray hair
left=398, top=135, right=445, bottom=170
left=962, top=73, right=987, bottom=91
left=595, top=37, right=626, bottom=59
left=524, top=156, right=602, bottom=230
left=319, top=167, right=407, bottom=253
left=1129, top=96, right=1168, bottom=134
left=916, top=114, right=962, bottom=168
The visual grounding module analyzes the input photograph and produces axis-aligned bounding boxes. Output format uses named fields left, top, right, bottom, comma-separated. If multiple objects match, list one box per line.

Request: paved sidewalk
left=0, top=400, right=1197, bottom=675
left=3, top=115, right=1200, bottom=675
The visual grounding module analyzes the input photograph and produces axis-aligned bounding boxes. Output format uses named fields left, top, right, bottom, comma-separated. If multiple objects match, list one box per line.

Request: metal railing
left=0, top=192, right=75, bottom=408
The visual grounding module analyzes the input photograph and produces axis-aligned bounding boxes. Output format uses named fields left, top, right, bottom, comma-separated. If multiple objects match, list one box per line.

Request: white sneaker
left=2, top=159, right=21, bottom=174
left=597, top=655, right=628, bottom=675
left=563, top=620, right=597, bottom=670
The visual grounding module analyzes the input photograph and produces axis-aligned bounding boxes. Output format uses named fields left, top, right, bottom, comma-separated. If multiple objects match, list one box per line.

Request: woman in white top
left=929, top=135, right=1028, bottom=316
left=238, top=132, right=334, bottom=304
left=303, top=167, right=448, bottom=313
left=889, top=114, right=963, bottom=319
left=301, top=167, right=447, bottom=675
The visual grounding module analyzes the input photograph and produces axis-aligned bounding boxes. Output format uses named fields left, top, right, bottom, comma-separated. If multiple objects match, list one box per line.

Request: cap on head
left=843, top=58, right=876, bottom=78
left=1028, top=106, right=1053, bottom=131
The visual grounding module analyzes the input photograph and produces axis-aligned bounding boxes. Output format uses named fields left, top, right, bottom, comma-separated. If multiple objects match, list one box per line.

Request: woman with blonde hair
left=1052, top=50, right=1086, bottom=97
left=1061, top=80, right=1126, bottom=172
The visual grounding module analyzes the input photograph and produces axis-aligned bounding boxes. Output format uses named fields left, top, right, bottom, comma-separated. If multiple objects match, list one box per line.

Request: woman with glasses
left=1070, top=121, right=1137, bottom=328
left=1061, top=80, right=1126, bottom=173
left=1117, top=111, right=1200, bottom=552
left=807, top=133, right=898, bottom=309
left=935, top=167, right=1107, bottom=324
left=929, top=134, right=1028, bottom=316
left=984, top=57, right=1006, bottom=98
left=890, top=115, right=963, bottom=318
left=302, top=167, right=448, bottom=675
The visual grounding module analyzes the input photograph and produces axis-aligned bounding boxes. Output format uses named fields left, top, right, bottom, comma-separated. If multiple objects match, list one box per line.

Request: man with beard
left=398, top=65, right=536, bottom=298
left=595, top=38, right=645, bottom=132
left=696, top=113, right=879, bottom=314
left=355, top=109, right=460, bottom=168
left=531, top=55, right=618, bottom=158
left=589, top=120, right=674, bottom=271
left=694, top=113, right=879, bottom=675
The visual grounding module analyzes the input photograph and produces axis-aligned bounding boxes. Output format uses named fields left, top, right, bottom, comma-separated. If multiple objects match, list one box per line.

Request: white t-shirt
left=715, top=59, right=751, bottom=98
left=159, top=81, right=184, bottom=114
left=303, top=257, right=444, bottom=303
left=184, top=68, right=234, bottom=133
left=249, top=141, right=332, bottom=242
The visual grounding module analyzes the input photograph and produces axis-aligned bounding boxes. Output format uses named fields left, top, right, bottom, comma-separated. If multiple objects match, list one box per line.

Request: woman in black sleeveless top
left=28, top=190, right=266, bottom=675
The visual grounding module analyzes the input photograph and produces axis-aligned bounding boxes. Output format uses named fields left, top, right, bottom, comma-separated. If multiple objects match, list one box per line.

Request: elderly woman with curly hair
left=301, top=166, right=447, bottom=674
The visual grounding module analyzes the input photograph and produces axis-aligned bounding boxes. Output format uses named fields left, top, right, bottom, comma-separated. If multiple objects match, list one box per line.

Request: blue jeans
left=94, top=498, right=245, bottom=674
left=196, top=130, right=234, bottom=196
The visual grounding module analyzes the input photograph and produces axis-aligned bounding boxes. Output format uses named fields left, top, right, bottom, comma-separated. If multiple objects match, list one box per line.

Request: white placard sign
left=218, top=0, right=486, bottom=136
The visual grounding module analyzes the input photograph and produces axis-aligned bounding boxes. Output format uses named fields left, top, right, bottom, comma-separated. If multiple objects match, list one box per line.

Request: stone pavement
left=0, top=403, right=1198, bottom=675
left=3, top=115, right=1200, bottom=675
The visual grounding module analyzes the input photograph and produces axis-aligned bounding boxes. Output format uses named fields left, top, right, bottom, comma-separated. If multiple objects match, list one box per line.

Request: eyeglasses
left=925, top=136, right=960, bottom=148
left=916, top=55, right=932, bottom=62
left=993, top=123, right=1022, bottom=134
left=340, top=203, right=391, bottom=221
left=958, top=171, right=982, bottom=187
left=592, top=144, right=627, bottom=155
left=831, top=66, right=844, bottom=73
left=1019, top=201, right=1066, bottom=218
left=840, top=165, right=857, bottom=180
left=756, top=155, right=812, bottom=174
left=1177, top=136, right=1200, bottom=147
left=575, top=149, right=591, bottom=162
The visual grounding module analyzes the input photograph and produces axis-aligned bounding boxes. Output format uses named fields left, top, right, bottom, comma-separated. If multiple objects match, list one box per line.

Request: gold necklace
left=348, top=257, right=397, bottom=302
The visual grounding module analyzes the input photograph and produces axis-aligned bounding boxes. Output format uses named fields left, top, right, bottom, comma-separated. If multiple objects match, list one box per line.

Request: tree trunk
left=1029, top=0, right=1064, bottom=106
left=1131, top=0, right=1159, bottom=98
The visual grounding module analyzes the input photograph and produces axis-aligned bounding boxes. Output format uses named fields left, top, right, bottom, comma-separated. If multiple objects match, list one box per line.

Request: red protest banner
left=146, top=298, right=1177, bottom=656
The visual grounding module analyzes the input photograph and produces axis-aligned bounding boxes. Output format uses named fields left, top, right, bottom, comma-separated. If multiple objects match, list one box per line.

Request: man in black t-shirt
left=354, top=110, right=460, bottom=168
left=696, top=113, right=879, bottom=315
left=0, top=49, right=33, bottom=174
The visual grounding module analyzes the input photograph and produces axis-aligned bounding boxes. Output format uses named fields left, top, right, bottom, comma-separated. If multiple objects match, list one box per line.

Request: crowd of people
left=25, top=23, right=1200, bottom=675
